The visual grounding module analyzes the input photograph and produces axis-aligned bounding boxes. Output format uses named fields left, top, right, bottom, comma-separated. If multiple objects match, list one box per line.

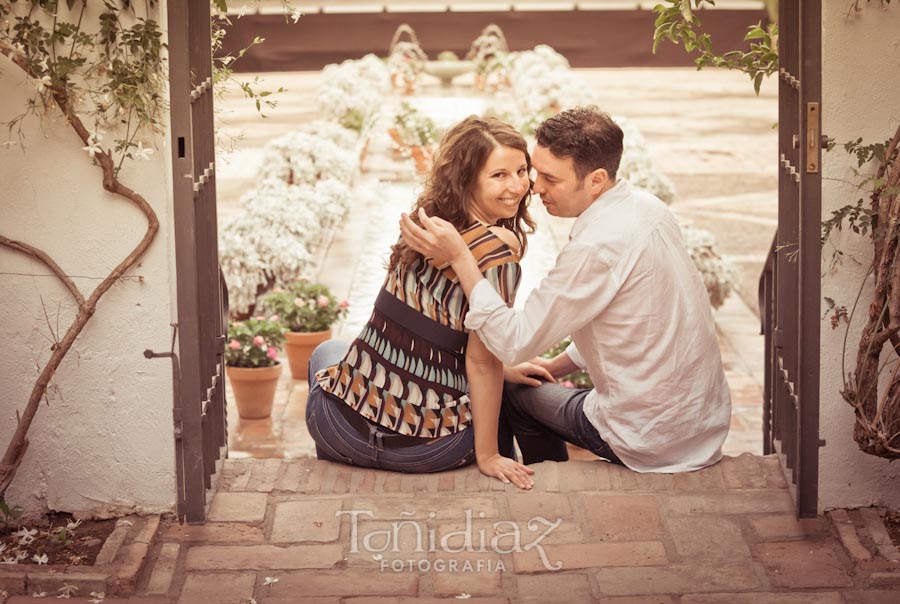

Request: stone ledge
left=858, top=507, right=900, bottom=563
left=829, top=509, right=873, bottom=563
left=868, top=571, right=900, bottom=588
left=0, top=514, right=161, bottom=598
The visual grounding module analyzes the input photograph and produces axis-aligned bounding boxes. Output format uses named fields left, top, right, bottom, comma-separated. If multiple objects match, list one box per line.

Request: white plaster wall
left=819, top=3, right=900, bottom=511
left=0, top=4, right=177, bottom=518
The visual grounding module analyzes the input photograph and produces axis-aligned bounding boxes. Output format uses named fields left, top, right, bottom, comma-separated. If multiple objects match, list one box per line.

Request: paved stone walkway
left=7, top=456, right=895, bottom=603
left=158, top=456, right=895, bottom=603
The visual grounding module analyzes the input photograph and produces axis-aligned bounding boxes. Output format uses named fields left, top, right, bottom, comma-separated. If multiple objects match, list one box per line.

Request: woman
left=306, top=116, right=537, bottom=489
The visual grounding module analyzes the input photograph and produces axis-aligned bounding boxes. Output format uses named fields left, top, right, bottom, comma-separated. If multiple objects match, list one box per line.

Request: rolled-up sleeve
left=564, top=340, right=587, bottom=370
left=464, top=243, right=619, bottom=365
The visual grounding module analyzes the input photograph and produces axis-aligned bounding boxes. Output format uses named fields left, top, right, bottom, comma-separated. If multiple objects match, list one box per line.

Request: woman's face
left=469, top=145, right=530, bottom=225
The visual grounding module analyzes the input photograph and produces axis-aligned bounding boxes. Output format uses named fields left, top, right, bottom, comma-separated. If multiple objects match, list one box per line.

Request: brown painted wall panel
left=220, top=10, right=768, bottom=72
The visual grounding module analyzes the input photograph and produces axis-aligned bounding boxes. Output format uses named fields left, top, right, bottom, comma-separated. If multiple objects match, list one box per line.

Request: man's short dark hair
left=535, top=106, right=624, bottom=181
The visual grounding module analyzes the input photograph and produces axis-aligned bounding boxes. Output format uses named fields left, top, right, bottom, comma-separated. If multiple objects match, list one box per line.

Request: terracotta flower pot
left=359, top=138, right=370, bottom=167
left=388, top=128, right=404, bottom=146
left=285, top=329, right=332, bottom=381
left=226, top=363, right=282, bottom=419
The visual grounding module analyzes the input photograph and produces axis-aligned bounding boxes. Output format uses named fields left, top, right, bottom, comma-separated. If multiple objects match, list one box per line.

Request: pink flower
left=339, top=300, right=350, bottom=308
left=266, top=347, right=278, bottom=360
left=272, top=286, right=284, bottom=293
left=316, top=295, right=330, bottom=308
left=254, top=316, right=265, bottom=320
left=253, top=335, right=265, bottom=346
left=228, top=339, right=241, bottom=350
left=294, top=297, right=304, bottom=307
left=269, top=314, right=279, bottom=321
left=560, top=380, right=575, bottom=388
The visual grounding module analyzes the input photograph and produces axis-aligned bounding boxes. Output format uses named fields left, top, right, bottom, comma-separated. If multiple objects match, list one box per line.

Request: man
left=400, top=106, right=731, bottom=473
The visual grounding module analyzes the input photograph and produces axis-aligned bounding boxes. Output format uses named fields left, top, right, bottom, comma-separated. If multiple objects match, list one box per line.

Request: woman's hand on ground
left=503, top=361, right=556, bottom=387
left=399, top=209, right=467, bottom=265
left=477, top=453, right=535, bottom=490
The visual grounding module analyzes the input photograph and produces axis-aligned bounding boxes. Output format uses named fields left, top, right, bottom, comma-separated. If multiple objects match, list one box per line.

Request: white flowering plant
left=261, top=280, right=349, bottom=333
left=225, top=317, right=286, bottom=368
left=466, top=24, right=510, bottom=77
left=353, top=53, right=392, bottom=88
left=311, top=179, right=353, bottom=230
left=257, top=131, right=358, bottom=185
left=219, top=186, right=318, bottom=315
left=486, top=101, right=557, bottom=137
left=393, top=103, right=437, bottom=148
left=296, top=119, right=360, bottom=148
left=615, top=116, right=678, bottom=204
left=317, top=57, right=388, bottom=132
left=620, top=155, right=677, bottom=205
left=0, top=516, right=87, bottom=566
left=679, top=223, right=738, bottom=309
left=507, top=47, right=589, bottom=114
left=224, top=111, right=361, bottom=316
left=388, top=41, right=428, bottom=82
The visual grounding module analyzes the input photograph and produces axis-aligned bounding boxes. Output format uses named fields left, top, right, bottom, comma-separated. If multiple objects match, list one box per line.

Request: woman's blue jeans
left=305, top=340, right=476, bottom=473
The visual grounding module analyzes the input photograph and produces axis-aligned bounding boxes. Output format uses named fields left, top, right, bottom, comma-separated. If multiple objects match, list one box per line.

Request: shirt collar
left=570, top=179, right=631, bottom=241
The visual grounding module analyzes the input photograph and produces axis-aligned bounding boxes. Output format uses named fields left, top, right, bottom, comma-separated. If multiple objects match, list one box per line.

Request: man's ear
left=588, top=168, right=609, bottom=196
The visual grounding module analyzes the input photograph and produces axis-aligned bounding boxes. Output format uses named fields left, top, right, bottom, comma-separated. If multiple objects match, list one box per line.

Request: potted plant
left=387, top=25, right=428, bottom=94
left=466, top=24, right=510, bottom=91
left=225, top=316, right=287, bottom=419
left=392, top=103, right=437, bottom=173
left=261, top=280, right=350, bottom=380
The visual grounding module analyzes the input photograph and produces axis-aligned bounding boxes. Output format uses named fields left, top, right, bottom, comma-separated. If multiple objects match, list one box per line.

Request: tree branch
left=0, top=235, right=86, bottom=308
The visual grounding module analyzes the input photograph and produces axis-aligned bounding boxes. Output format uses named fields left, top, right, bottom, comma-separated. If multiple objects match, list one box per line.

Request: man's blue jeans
left=500, top=382, right=624, bottom=466
left=305, top=340, right=476, bottom=473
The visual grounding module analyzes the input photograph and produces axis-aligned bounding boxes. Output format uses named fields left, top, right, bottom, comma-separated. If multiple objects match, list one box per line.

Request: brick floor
left=104, top=457, right=899, bottom=603
left=6, top=458, right=890, bottom=604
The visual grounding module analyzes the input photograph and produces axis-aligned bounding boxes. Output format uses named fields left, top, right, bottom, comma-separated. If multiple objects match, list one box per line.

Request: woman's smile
left=470, top=145, right=530, bottom=224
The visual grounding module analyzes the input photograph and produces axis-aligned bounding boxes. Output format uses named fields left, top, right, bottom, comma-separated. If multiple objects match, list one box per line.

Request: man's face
left=531, top=145, right=597, bottom=218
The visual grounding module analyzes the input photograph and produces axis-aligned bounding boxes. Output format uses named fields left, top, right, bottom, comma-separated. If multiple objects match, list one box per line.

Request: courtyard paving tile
left=2, top=457, right=896, bottom=602
left=94, top=456, right=895, bottom=603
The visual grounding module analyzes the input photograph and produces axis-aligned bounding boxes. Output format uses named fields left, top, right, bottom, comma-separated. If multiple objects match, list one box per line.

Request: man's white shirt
left=464, top=179, right=732, bottom=473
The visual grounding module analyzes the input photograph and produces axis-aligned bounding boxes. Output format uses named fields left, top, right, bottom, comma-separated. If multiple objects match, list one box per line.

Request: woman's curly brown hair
left=389, top=115, right=535, bottom=270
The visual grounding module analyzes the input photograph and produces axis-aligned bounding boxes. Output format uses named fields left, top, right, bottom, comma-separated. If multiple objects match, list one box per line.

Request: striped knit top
left=315, top=222, right=521, bottom=437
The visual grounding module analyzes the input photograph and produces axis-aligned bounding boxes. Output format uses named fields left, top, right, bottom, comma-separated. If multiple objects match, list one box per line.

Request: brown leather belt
left=329, top=395, right=434, bottom=448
